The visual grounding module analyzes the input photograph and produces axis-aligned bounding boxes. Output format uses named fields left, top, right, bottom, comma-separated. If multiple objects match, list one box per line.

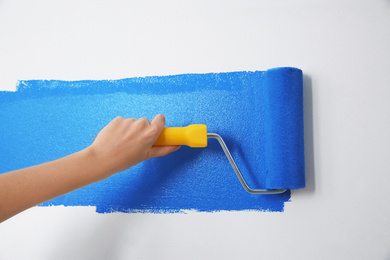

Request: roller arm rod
left=207, top=133, right=287, bottom=194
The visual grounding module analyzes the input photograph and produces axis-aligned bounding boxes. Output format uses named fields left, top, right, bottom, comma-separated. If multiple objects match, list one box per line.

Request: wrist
left=81, top=146, right=113, bottom=182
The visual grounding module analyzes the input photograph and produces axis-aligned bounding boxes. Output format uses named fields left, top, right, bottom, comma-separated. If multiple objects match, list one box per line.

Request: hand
left=88, top=114, right=180, bottom=179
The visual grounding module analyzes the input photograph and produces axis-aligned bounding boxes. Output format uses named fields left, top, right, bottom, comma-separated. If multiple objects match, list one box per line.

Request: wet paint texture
left=0, top=67, right=304, bottom=213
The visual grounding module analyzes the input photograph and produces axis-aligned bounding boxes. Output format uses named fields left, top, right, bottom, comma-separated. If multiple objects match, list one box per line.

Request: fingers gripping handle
left=154, top=124, right=208, bottom=148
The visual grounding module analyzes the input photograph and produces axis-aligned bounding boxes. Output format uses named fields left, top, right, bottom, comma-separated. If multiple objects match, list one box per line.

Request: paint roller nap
left=264, top=67, right=305, bottom=189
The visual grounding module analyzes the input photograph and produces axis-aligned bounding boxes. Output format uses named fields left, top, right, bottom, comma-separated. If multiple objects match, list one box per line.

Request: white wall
left=1, top=0, right=390, bottom=259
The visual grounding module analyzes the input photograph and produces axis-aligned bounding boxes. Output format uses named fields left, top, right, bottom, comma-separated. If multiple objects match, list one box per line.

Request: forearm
left=0, top=148, right=105, bottom=222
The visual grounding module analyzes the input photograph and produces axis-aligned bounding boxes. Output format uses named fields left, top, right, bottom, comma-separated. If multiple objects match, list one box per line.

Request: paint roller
left=154, top=68, right=306, bottom=194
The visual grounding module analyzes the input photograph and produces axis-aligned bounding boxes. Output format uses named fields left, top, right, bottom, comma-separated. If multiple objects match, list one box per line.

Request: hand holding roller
left=154, top=124, right=287, bottom=194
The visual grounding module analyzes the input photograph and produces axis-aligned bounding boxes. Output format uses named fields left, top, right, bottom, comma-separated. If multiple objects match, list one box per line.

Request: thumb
left=150, top=114, right=166, bottom=137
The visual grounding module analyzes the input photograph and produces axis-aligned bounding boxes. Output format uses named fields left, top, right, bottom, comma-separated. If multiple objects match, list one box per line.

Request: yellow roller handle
left=154, top=124, right=207, bottom=148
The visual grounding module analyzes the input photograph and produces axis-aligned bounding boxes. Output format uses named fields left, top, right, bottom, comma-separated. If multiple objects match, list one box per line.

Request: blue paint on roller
left=264, top=68, right=305, bottom=189
left=0, top=67, right=304, bottom=213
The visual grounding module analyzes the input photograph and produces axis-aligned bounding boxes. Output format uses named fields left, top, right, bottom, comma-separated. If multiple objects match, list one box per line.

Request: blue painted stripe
left=0, top=68, right=304, bottom=213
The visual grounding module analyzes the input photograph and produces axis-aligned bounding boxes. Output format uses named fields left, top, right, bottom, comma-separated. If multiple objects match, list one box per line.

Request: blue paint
left=0, top=68, right=304, bottom=213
